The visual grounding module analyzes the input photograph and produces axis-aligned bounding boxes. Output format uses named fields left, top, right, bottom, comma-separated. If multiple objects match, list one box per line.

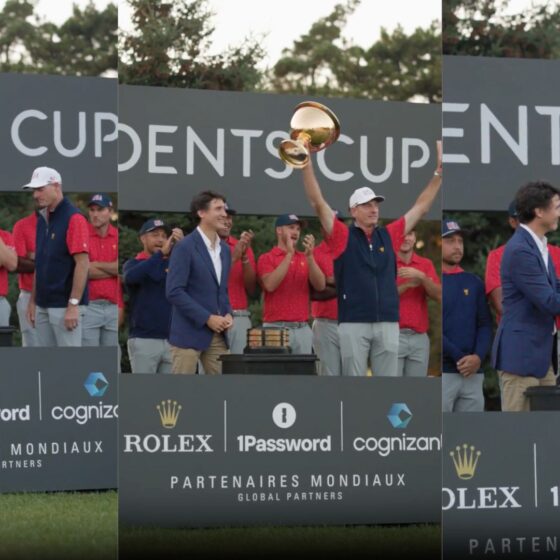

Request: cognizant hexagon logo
left=84, top=372, right=109, bottom=397
left=387, top=403, right=412, bottom=428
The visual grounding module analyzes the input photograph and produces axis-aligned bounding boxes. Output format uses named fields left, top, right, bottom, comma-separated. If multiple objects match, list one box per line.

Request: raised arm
left=403, top=140, right=442, bottom=234
left=301, top=157, right=335, bottom=235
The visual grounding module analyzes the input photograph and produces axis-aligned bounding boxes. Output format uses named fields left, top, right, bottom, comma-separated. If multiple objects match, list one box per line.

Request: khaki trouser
left=499, top=366, right=557, bottom=412
left=170, top=333, right=228, bottom=375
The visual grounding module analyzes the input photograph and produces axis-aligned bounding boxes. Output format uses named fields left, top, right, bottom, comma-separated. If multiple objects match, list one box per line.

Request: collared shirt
left=520, top=224, right=548, bottom=271
left=88, top=223, right=119, bottom=303
left=197, top=226, right=221, bottom=284
left=397, top=252, right=439, bottom=333
left=257, top=247, right=310, bottom=322
left=12, top=212, right=37, bottom=292
left=0, top=229, right=15, bottom=297
left=311, top=241, right=337, bottom=320
left=326, top=216, right=405, bottom=260
left=225, top=236, right=255, bottom=310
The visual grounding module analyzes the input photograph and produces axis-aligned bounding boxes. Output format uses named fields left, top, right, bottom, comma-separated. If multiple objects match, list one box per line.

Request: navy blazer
left=166, top=229, right=232, bottom=350
left=492, top=226, right=560, bottom=378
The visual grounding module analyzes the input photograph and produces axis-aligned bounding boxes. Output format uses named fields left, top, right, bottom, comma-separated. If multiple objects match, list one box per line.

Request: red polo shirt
left=12, top=212, right=37, bottom=292
left=66, top=214, right=90, bottom=255
left=397, top=252, right=439, bottom=333
left=225, top=236, right=256, bottom=310
left=0, top=229, right=15, bottom=297
left=257, top=248, right=310, bottom=322
left=88, top=223, right=118, bottom=303
left=311, top=241, right=337, bottom=320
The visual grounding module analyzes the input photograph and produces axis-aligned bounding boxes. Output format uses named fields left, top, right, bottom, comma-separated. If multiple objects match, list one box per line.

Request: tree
left=270, top=0, right=441, bottom=102
left=119, top=0, right=264, bottom=90
left=0, top=0, right=117, bottom=76
left=443, top=0, right=560, bottom=58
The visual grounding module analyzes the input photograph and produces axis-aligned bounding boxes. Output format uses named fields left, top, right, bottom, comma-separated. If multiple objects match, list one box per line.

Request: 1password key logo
left=84, top=372, right=109, bottom=397
left=272, top=402, right=296, bottom=429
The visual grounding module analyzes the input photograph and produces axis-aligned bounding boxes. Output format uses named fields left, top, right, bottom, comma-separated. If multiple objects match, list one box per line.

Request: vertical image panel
left=0, top=1, right=118, bottom=559
left=117, top=1, right=443, bottom=558
left=442, top=1, right=560, bottom=558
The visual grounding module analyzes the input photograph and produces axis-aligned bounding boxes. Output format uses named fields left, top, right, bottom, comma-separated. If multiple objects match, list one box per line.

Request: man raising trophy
left=283, top=102, right=442, bottom=377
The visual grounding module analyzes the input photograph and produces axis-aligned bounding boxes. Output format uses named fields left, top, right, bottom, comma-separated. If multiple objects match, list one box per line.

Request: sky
left=4, top=0, right=554, bottom=71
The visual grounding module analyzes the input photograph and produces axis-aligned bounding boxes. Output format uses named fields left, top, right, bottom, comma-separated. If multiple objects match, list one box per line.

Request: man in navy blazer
left=166, top=191, right=233, bottom=374
left=492, top=181, right=560, bottom=411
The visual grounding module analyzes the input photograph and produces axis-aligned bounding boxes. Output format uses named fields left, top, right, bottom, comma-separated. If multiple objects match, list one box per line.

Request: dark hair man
left=166, top=190, right=233, bottom=374
left=492, top=181, right=560, bottom=411
left=442, top=219, right=492, bottom=411
left=83, top=194, right=119, bottom=347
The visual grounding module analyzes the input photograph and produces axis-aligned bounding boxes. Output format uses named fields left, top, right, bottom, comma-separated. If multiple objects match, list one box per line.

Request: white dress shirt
left=197, top=226, right=222, bottom=284
left=520, top=223, right=549, bottom=272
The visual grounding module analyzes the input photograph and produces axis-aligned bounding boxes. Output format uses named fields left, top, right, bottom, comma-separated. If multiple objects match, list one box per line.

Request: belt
left=90, top=299, right=117, bottom=306
left=232, top=310, right=250, bottom=317
left=400, top=328, right=421, bottom=335
left=314, top=318, right=338, bottom=324
left=265, top=321, right=309, bottom=329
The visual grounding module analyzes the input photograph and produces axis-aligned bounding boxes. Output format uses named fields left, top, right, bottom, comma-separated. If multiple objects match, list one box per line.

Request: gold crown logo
left=156, top=399, right=182, bottom=429
left=450, top=444, right=481, bottom=480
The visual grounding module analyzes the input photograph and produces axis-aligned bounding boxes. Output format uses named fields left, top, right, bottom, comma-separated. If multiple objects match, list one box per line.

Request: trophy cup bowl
left=278, top=101, right=341, bottom=169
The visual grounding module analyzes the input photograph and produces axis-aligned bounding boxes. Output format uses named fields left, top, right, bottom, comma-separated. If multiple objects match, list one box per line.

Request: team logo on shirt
left=379, top=247, right=385, bottom=253
left=463, top=289, right=469, bottom=296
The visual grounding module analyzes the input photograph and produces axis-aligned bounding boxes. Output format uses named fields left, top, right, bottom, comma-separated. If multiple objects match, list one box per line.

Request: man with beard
left=257, top=214, right=325, bottom=355
left=83, top=194, right=119, bottom=346
left=166, top=191, right=233, bottom=374
left=396, top=229, right=441, bottom=376
left=442, top=219, right=492, bottom=412
left=492, top=182, right=560, bottom=411
left=123, top=218, right=183, bottom=373
left=22, top=167, right=90, bottom=347
left=218, top=204, right=256, bottom=354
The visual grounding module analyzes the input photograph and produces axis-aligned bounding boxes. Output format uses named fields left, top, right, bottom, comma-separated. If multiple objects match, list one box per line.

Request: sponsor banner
left=0, top=348, right=117, bottom=492
left=118, top=86, right=441, bottom=218
left=0, top=73, right=117, bottom=192
left=443, top=412, right=560, bottom=559
left=443, top=56, right=560, bottom=211
left=119, top=376, right=441, bottom=527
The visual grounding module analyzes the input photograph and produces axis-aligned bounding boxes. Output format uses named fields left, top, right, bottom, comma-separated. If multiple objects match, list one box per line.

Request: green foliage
left=0, top=0, right=117, bottom=75
left=118, top=0, right=265, bottom=90
left=270, top=1, right=441, bottom=102
left=443, top=0, right=560, bottom=58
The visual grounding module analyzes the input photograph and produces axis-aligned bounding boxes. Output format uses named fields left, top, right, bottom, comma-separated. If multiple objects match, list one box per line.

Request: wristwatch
left=68, top=298, right=80, bottom=306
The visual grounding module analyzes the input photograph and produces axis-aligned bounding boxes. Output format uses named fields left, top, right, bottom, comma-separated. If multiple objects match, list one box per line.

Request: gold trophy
left=278, top=101, right=341, bottom=168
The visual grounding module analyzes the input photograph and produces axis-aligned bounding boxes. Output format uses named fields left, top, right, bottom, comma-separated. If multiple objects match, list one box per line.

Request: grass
left=0, top=491, right=439, bottom=559
left=120, top=523, right=440, bottom=560
left=0, top=491, right=117, bottom=560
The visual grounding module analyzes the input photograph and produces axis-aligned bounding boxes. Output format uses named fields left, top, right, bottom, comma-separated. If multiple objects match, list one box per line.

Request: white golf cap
left=349, top=186, right=385, bottom=208
left=22, top=167, right=62, bottom=190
